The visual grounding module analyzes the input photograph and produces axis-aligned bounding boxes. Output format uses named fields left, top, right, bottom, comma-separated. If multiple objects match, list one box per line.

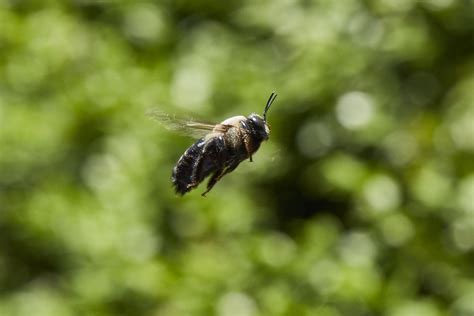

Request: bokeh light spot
left=258, top=232, right=297, bottom=268
left=217, top=292, right=258, bottom=316
left=123, top=4, right=167, bottom=44
left=380, top=213, right=415, bottom=246
left=171, top=63, right=212, bottom=110
left=339, top=231, right=377, bottom=267
left=383, top=131, right=418, bottom=166
left=412, top=166, right=452, bottom=209
left=336, top=91, right=375, bottom=129
left=297, top=120, right=333, bottom=158
left=456, top=174, right=474, bottom=215
left=451, top=218, right=474, bottom=251
left=363, top=174, right=401, bottom=212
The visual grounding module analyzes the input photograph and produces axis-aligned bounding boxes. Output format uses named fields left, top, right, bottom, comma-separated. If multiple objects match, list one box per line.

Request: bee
left=148, top=92, right=277, bottom=196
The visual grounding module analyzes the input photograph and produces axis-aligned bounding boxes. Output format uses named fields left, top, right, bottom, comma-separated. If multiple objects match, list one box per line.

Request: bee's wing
left=147, top=109, right=228, bottom=139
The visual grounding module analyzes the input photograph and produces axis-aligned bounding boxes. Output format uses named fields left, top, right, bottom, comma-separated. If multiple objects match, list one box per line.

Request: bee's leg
left=201, top=159, right=242, bottom=196
left=221, top=160, right=241, bottom=177
left=201, top=168, right=225, bottom=196
left=201, top=160, right=242, bottom=196
left=243, top=134, right=253, bottom=162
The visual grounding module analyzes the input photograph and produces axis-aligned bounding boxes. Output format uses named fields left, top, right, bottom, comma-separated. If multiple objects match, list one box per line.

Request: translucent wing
left=147, top=109, right=229, bottom=139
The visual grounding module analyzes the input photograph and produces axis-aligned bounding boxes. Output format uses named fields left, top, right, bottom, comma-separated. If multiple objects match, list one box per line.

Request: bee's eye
left=250, top=115, right=264, bottom=127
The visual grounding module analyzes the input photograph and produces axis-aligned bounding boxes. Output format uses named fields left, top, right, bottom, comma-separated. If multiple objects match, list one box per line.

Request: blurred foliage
left=0, top=0, right=473, bottom=315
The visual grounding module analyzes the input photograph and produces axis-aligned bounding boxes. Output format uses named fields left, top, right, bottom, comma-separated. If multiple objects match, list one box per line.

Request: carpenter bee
left=148, top=92, right=277, bottom=196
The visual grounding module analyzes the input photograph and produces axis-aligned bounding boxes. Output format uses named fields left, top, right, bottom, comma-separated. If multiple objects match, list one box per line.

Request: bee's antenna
left=263, top=92, right=277, bottom=121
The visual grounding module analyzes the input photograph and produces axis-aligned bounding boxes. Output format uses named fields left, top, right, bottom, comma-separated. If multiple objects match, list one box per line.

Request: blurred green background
left=1, top=0, right=473, bottom=315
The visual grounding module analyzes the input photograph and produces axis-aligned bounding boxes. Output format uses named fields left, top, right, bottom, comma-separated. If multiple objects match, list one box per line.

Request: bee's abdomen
left=171, top=139, right=205, bottom=194
left=172, top=137, right=225, bottom=194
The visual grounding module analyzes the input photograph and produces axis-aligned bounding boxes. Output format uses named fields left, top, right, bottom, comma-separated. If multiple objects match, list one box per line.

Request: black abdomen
left=171, top=138, right=204, bottom=194
left=171, top=137, right=224, bottom=194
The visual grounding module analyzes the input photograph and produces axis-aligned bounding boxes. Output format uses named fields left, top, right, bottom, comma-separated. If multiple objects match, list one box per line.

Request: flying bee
left=148, top=92, right=277, bottom=196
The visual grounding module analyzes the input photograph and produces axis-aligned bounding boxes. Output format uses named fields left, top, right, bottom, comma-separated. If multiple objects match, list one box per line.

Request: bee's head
left=245, top=92, right=277, bottom=141
left=247, top=114, right=270, bottom=140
